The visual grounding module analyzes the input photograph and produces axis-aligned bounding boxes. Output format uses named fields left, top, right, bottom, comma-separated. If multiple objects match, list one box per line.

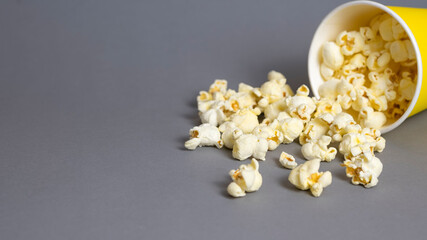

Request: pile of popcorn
left=185, top=71, right=385, bottom=197
left=319, top=13, right=417, bottom=129
left=184, top=13, right=416, bottom=198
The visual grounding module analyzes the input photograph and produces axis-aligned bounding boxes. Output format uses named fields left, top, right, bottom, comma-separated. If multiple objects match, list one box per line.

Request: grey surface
left=1, top=0, right=427, bottom=239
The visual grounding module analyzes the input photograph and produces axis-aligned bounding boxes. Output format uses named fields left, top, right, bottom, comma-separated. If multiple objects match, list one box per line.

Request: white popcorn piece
left=285, top=86, right=316, bottom=122
left=390, top=40, right=409, bottom=63
left=342, top=53, right=367, bottom=76
left=185, top=123, right=223, bottom=150
left=299, top=113, right=333, bottom=145
left=322, top=41, right=344, bottom=70
left=379, top=17, right=394, bottom=41
left=279, top=117, right=305, bottom=144
left=226, top=91, right=257, bottom=112
left=279, top=151, right=297, bottom=169
left=263, top=99, right=287, bottom=120
left=370, top=13, right=389, bottom=35
left=267, top=70, right=286, bottom=81
left=318, top=78, right=340, bottom=99
left=362, top=39, right=385, bottom=56
left=227, top=182, right=246, bottom=197
left=232, top=132, right=268, bottom=161
left=209, top=79, right=228, bottom=95
left=367, top=51, right=390, bottom=72
left=359, top=106, right=387, bottom=129
left=238, top=82, right=254, bottom=93
left=218, top=122, right=240, bottom=149
left=339, top=129, right=385, bottom=159
left=329, top=112, right=357, bottom=142
left=391, top=18, right=407, bottom=40
left=398, top=76, right=416, bottom=101
left=361, top=128, right=386, bottom=153
left=288, top=159, right=332, bottom=197
left=313, top=97, right=342, bottom=117
left=227, top=158, right=262, bottom=197
left=199, top=106, right=227, bottom=126
left=336, top=31, right=364, bottom=56
left=342, top=153, right=383, bottom=188
left=360, top=26, right=375, bottom=42
left=339, top=132, right=368, bottom=156
left=368, top=71, right=392, bottom=97
left=230, top=108, right=260, bottom=134
left=404, top=40, right=416, bottom=60
left=252, top=124, right=284, bottom=150
left=259, top=72, right=293, bottom=105
left=320, top=63, right=335, bottom=80
left=301, top=135, right=337, bottom=162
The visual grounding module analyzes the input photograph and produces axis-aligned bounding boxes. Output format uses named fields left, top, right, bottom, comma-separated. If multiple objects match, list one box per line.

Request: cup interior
left=308, top=1, right=422, bottom=133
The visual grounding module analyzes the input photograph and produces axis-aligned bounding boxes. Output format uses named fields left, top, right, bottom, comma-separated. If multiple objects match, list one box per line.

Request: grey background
left=1, top=0, right=427, bottom=239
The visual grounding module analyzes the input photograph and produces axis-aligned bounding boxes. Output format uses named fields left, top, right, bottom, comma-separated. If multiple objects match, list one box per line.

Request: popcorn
left=279, top=117, right=305, bottom=144
left=301, top=135, right=337, bottom=162
left=342, top=53, right=367, bottom=76
left=342, top=153, right=383, bottom=188
left=339, top=127, right=385, bottom=158
left=391, top=18, right=407, bottom=40
left=288, top=159, right=332, bottom=197
left=320, top=63, right=335, bottom=80
left=313, top=97, right=342, bottom=117
left=227, top=158, right=263, bottom=197
left=268, top=70, right=286, bottom=81
left=279, top=151, right=297, bottom=169
left=209, top=79, right=228, bottom=95
left=367, top=51, right=391, bottom=72
left=232, top=131, right=268, bottom=161
left=252, top=124, right=284, bottom=150
left=322, top=41, right=344, bottom=70
left=218, top=122, right=240, bottom=149
left=185, top=123, right=223, bottom=150
left=318, top=13, right=417, bottom=130
left=329, top=112, right=357, bottom=142
left=299, top=113, right=333, bottom=145
left=230, top=108, right=260, bottom=134
left=199, top=104, right=227, bottom=126
left=318, top=78, right=340, bottom=99
left=186, top=68, right=390, bottom=198
left=336, top=31, right=364, bottom=56
left=358, top=106, right=387, bottom=129
left=263, top=99, right=287, bottom=120
left=258, top=71, right=293, bottom=105
left=360, top=27, right=375, bottom=42
left=360, top=128, right=386, bottom=153
left=285, top=85, right=316, bottom=122
left=398, top=75, right=416, bottom=101
left=379, top=17, right=394, bottom=41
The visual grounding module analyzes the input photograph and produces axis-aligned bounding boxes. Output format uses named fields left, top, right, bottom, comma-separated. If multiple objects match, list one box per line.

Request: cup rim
left=307, top=0, right=423, bottom=134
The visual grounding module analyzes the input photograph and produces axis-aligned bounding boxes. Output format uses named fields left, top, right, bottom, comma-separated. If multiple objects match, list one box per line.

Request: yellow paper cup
left=308, top=1, right=426, bottom=133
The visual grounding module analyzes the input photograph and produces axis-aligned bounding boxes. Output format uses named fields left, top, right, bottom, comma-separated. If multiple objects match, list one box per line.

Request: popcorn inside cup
left=317, top=12, right=417, bottom=130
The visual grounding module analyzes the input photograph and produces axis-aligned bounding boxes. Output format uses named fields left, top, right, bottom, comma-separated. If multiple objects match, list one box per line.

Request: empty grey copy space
left=1, top=0, right=427, bottom=239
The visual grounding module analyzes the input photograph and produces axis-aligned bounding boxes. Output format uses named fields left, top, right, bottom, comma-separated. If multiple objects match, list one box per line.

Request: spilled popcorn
left=185, top=70, right=387, bottom=197
left=184, top=12, right=416, bottom=198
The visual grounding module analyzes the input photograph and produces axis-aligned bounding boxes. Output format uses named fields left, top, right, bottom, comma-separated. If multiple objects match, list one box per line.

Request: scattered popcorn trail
left=185, top=68, right=387, bottom=196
